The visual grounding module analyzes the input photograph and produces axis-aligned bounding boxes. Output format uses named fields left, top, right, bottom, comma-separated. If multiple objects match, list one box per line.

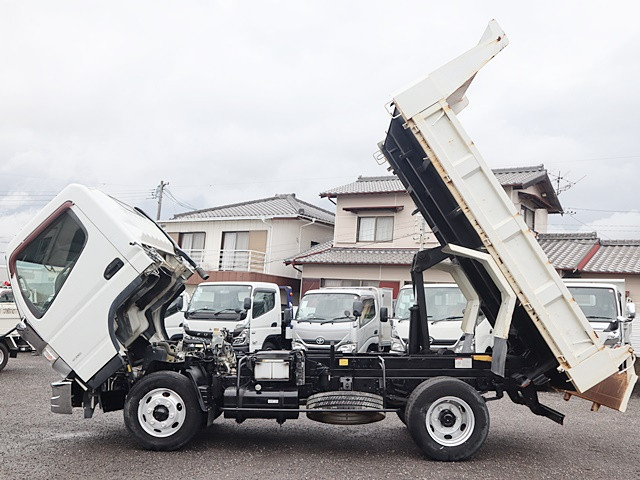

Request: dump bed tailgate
left=380, top=20, right=635, bottom=409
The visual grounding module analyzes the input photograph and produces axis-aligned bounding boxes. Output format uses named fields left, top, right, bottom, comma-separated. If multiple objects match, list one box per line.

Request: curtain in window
left=376, top=217, right=394, bottom=242
left=358, top=217, right=375, bottom=242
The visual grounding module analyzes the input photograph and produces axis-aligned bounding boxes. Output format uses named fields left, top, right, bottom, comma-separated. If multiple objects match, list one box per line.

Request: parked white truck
left=181, top=281, right=292, bottom=352
left=563, top=279, right=635, bottom=347
left=393, top=284, right=493, bottom=352
left=291, top=287, right=402, bottom=353
left=6, top=21, right=637, bottom=461
left=0, top=286, right=21, bottom=370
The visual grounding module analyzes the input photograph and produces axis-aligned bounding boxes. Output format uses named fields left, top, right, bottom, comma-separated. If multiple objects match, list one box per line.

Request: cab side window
left=359, top=297, right=376, bottom=327
left=13, top=210, right=87, bottom=318
left=253, top=290, right=276, bottom=318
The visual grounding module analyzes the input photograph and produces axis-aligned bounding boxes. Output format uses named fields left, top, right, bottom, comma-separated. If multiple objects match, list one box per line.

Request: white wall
left=333, top=193, right=436, bottom=249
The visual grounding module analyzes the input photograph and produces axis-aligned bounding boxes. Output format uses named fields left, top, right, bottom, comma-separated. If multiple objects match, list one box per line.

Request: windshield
left=394, top=286, right=465, bottom=322
left=295, top=293, right=359, bottom=322
left=188, top=285, right=251, bottom=319
left=568, top=286, right=618, bottom=321
left=395, top=289, right=414, bottom=320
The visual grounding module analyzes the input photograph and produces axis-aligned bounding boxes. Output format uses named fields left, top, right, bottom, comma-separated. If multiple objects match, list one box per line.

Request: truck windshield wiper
left=586, top=315, right=615, bottom=320
left=295, top=317, right=326, bottom=323
left=211, top=308, right=241, bottom=315
left=188, top=307, right=212, bottom=314
left=321, top=316, right=354, bottom=324
left=431, top=315, right=463, bottom=324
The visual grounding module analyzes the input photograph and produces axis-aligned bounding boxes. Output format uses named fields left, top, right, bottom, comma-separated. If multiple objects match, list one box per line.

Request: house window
left=220, top=231, right=250, bottom=270
left=179, top=232, right=206, bottom=263
left=520, top=206, right=535, bottom=231
left=357, top=216, right=394, bottom=242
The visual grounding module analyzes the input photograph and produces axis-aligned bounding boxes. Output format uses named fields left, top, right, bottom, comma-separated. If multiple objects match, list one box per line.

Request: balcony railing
left=183, top=248, right=205, bottom=264
left=219, top=250, right=267, bottom=273
left=182, top=248, right=267, bottom=273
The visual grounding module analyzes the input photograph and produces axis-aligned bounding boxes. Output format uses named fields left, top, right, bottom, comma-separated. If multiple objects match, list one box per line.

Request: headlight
left=292, top=340, right=306, bottom=350
left=233, top=328, right=249, bottom=345
left=390, top=339, right=406, bottom=353
left=337, top=343, right=357, bottom=353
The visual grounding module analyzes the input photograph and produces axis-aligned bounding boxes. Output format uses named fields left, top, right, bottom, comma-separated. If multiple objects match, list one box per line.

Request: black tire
left=0, top=342, right=9, bottom=371
left=396, top=408, right=407, bottom=425
left=262, top=341, right=278, bottom=350
left=405, top=377, right=489, bottom=461
left=306, top=391, right=385, bottom=424
left=124, top=371, right=204, bottom=451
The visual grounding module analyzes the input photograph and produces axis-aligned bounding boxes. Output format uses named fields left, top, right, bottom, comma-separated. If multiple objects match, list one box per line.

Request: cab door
left=10, top=206, right=139, bottom=384
left=357, top=296, right=377, bottom=351
left=249, top=288, right=279, bottom=350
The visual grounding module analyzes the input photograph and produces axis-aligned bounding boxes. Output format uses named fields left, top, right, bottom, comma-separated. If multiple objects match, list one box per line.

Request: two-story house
left=161, top=193, right=334, bottom=296
left=287, top=165, right=562, bottom=297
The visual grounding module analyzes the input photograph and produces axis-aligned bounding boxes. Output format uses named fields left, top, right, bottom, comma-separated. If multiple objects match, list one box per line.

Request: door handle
left=104, top=258, right=124, bottom=280
left=374, top=330, right=378, bottom=335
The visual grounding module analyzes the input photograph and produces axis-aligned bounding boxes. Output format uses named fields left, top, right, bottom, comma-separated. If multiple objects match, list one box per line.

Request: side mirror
left=627, top=302, right=636, bottom=319
left=380, top=307, right=389, bottom=323
left=283, top=307, right=293, bottom=327
left=352, top=300, right=363, bottom=318
left=175, top=296, right=184, bottom=311
left=604, top=320, right=620, bottom=332
left=243, top=297, right=252, bottom=311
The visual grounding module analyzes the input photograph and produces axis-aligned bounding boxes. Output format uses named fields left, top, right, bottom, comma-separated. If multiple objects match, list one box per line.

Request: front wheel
left=405, top=377, right=489, bottom=461
left=0, top=342, right=9, bottom=371
left=124, top=371, right=204, bottom=450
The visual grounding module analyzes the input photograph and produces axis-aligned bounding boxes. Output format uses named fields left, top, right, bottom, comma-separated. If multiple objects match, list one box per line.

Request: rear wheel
left=0, top=342, right=9, bottom=371
left=262, top=341, right=278, bottom=350
left=405, top=377, right=489, bottom=461
left=124, top=371, right=204, bottom=450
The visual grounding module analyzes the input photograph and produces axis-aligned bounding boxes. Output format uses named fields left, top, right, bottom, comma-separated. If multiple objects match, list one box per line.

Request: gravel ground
left=1, top=353, right=639, bottom=480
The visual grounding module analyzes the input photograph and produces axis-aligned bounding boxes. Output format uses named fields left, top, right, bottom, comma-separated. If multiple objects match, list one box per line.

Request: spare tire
left=306, top=391, right=385, bottom=425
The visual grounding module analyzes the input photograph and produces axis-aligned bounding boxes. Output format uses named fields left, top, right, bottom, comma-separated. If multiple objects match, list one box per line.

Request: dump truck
left=6, top=20, right=635, bottom=461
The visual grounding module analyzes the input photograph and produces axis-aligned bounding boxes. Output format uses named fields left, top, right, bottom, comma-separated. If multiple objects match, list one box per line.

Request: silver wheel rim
left=425, top=396, right=475, bottom=447
left=137, top=388, right=187, bottom=438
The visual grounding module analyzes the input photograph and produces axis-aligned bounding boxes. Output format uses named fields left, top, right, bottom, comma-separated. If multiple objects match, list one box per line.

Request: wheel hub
left=425, top=396, right=475, bottom=447
left=439, top=409, right=456, bottom=428
left=137, top=388, right=186, bottom=438
left=153, top=404, right=170, bottom=422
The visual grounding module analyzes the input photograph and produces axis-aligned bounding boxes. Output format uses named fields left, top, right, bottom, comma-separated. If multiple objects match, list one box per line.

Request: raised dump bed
left=380, top=20, right=635, bottom=410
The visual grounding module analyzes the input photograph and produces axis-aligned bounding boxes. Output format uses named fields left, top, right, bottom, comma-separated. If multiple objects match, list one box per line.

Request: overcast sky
left=1, top=1, right=639, bottom=263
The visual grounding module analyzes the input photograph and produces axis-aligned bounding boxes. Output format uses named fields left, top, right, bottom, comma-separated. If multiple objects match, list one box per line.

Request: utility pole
left=155, top=180, right=169, bottom=220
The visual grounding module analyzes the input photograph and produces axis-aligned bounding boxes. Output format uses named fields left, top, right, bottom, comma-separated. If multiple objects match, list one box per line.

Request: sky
left=1, top=1, right=639, bottom=265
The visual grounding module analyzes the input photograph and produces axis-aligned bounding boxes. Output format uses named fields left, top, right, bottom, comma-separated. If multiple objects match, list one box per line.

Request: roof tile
left=169, top=194, right=335, bottom=225
left=583, top=240, right=640, bottom=274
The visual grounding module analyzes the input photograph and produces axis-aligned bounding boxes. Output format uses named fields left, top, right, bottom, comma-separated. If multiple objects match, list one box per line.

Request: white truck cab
left=393, top=284, right=493, bottom=353
left=563, top=279, right=635, bottom=347
left=6, top=184, right=198, bottom=386
left=182, top=281, right=286, bottom=352
left=291, top=287, right=400, bottom=353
